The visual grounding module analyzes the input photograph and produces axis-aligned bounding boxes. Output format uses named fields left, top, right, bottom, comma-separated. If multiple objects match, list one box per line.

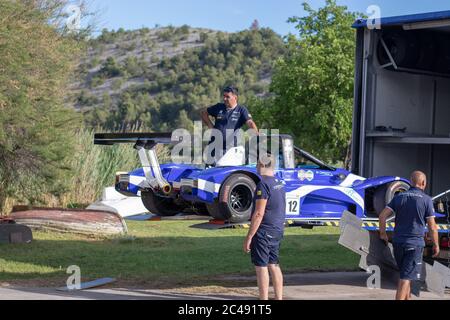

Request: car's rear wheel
left=373, top=181, right=410, bottom=218
left=206, top=174, right=256, bottom=223
left=141, top=189, right=183, bottom=216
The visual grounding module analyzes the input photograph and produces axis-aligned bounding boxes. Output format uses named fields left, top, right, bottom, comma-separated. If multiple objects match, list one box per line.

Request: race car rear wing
left=94, top=133, right=182, bottom=195
left=94, top=132, right=179, bottom=146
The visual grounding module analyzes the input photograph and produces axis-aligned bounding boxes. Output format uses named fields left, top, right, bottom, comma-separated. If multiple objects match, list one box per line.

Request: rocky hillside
left=69, top=25, right=285, bottom=131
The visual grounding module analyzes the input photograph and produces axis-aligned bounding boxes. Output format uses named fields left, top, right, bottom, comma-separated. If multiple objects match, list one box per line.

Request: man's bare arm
left=247, top=120, right=259, bottom=134
left=379, top=207, right=394, bottom=242
left=243, top=199, right=267, bottom=253
left=427, top=216, right=440, bottom=258
left=247, top=199, right=267, bottom=239
left=201, top=109, right=214, bottom=129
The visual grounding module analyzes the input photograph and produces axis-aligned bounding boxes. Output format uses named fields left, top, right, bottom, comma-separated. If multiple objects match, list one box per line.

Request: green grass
left=0, top=222, right=360, bottom=287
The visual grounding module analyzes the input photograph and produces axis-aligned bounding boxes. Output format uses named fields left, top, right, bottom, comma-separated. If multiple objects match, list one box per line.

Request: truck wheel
left=141, top=189, right=183, bottom=216
left=373, top=181, right=410, bottom=217
left=206, top=174, right=256, bottom=223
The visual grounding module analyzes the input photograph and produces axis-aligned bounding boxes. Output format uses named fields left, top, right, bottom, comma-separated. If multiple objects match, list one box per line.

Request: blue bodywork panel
left=118, top=160, right=412, bottom=221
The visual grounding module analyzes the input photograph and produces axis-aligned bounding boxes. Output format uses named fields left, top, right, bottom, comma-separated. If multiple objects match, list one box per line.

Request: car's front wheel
left=206, top=174, right=257, bottom=223
left=141, top=189, right=183, bottom=216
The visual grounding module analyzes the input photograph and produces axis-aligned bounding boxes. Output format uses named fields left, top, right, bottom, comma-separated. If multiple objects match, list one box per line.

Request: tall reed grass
left=3, top=128, right=169, bottom=212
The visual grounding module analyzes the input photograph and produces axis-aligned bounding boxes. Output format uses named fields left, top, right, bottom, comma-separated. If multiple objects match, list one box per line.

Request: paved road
left=0, top=272, right=448, bottom=300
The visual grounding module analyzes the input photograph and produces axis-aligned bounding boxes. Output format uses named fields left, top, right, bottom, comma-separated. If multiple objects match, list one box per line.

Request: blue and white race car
left=94, top=133, right=411, bottom=224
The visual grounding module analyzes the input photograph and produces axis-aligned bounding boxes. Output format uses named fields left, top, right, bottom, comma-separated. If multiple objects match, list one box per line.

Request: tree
left=178, top=24, right=190, bottom=36
left=250, top=19, right=260, bottom=31
left=117, top=93, right=138, bottom=131
left=100, top=57, right=123, bottom=78
left=0, top=0, right=86, bottom=212
left=258, top=0, right=361, bottom=164
left=175, top=110, right=194, bottom=132
left=123, top=56, right=142, bottom=78
left=199, top=32, right=209, bottom=43
left=81, top=27, right=285, bottom=132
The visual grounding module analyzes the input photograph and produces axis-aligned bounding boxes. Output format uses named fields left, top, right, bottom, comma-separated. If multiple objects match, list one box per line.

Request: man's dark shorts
left=393, top=243, right=424, bottom=281
left=251, top=229, right=283, bottom=267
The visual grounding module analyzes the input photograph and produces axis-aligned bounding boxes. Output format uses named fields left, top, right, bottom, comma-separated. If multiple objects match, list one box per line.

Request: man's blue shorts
left=250, top=229, right=283, bottom=267
left=393, top=243, right=424, bottom=281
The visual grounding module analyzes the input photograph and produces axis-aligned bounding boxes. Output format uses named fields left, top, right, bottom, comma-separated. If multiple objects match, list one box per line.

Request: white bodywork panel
left=87, top=187, right=151, bottom=218
left=216, top=146, right=246, bottom=167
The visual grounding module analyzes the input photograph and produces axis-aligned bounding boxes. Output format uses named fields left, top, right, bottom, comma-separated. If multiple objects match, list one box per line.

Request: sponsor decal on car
left=298, top=170, right=306, bottom=181
left=317, top=171, right=334, bottom=177
left=298, top=170, right=315, bottom=182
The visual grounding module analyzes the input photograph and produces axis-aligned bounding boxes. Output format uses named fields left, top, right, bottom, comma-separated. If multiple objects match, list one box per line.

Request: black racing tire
left=141, top=189, right=183, bottom=216
left=206, top=174, right=257, bottom=223
left=373, top=181, right=410, bottom=217
left=205, top=201, right=224, bottom=220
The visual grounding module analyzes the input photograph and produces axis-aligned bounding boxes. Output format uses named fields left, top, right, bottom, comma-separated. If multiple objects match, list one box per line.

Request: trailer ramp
left=339, top=211, right=450, bottom=297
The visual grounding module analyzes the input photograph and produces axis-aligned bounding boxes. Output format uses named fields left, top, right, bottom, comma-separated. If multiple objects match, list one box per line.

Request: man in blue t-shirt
left=201, top=86, right=258, bottom=159
left=243, top=154, right=286, bottom=300
left=379, top=171, right=440, bottom=300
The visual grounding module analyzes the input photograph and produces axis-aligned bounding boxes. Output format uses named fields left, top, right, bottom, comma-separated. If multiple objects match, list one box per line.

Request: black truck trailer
left=344, top=10, right=450, bottom=296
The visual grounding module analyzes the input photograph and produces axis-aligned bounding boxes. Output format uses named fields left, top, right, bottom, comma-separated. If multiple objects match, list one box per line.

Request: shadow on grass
left=0, top=233, right=360, bottom=290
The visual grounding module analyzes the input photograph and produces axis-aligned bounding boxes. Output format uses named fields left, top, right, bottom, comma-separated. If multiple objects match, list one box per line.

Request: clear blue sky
left=90, top=0, right=450, bottom=36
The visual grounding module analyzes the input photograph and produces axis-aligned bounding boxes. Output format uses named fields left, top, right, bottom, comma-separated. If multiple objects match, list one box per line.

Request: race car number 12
left=287, top=197, right=300, bottom=214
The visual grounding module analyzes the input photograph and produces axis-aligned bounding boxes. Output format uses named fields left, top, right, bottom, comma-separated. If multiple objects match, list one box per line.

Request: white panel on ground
left=56, top=278, right=116, bottom=292
left=101, top=187, right=128, bottom=201
left=87, top=187, right=152, bottom=218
